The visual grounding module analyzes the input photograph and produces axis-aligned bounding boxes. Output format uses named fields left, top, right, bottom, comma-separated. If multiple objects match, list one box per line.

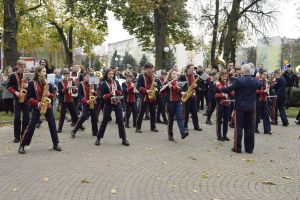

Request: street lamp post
left=0, top=27, right=4, bottom=70
left=114, top=56, right=123, bottom=69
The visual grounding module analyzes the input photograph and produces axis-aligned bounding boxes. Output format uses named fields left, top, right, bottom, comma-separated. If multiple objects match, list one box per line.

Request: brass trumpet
left=89, top=85, right=96, bottom=109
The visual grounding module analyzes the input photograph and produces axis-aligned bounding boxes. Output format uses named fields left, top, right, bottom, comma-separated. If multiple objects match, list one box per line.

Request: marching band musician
left=270, top=69, right=289, bottom=127
left=159, top=69, right=189, bottom=142
left=71, top=72, right=98, bottom=138
left=18, top=66, right=62, bottom=154
left=179, top=64, right=202, bottom=132
left=215, top=70, right=233, bottom=141
left=255, top=70, right=272, bottom=134
left=95, top=68, right=129, bottom=146
left=57, top=69, right=79, bottom=133
left=7, top=60, right=30, bottom=143
left=122, top=70, right=138, bottom=128
left=205, top=71, right=217, bottom=125
left=156, top=70, right=168, bottom=124
left=135, top=63, right=159, bottom=133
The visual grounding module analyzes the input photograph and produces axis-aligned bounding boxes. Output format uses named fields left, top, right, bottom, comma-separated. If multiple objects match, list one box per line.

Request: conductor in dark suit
left=220, top=64, right=262, bottom=154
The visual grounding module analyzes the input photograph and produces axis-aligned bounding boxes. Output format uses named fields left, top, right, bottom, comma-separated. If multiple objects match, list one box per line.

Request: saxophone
left=19, top=79, right=27, bottom=103
left=39, top=79, right=52, bottom=114
left=181, top=74, right=200, bottom=103
left=89, top=85, right=96, bottom=109
left=148, top=75, right=157, bottom=100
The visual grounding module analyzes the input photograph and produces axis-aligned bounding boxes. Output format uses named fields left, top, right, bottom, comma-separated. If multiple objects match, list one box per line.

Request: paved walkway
left=0, top=113, right=299, bottom=200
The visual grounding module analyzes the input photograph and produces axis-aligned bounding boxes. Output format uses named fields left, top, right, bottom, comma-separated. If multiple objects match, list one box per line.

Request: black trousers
left=206, top=100, right=216, bottom=121
left=97, top=103, right=126, bottom=139
left=274, top=97, right=289, bottom=125
left=13, top=100, right=30, bottom=140
left=125, top=102, right=137, bottom=126
left=136, top=101, right=156, bottom=130
left=255, top=101, right=271, bottom=133
left=21, top=107, right=59, bottom=146
left=196, top=91, right=204, bottom=110
left=58, top=102, right=78, bottom=130
left=156, top=96, right=167, bottom=122
left=233, top=110, right=255, bottom=153
left=216, top=102, right=230, bottom=138
left=75, top=104, right=98, bottom=135
left=183, top=96, right=199, bottom=129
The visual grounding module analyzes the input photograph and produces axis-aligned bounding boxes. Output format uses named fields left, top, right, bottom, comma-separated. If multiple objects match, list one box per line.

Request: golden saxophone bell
left=215, top=56, right=226, bottom=66
left=95, top=71, right=103, bottom=79
left=19, top=89, right=27, bottom=103
left=122, top=69, right=131, bottom=78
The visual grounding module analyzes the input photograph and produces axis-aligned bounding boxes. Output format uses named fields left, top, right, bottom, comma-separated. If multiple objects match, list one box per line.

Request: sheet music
left=200, top=73, right=209, bottom=81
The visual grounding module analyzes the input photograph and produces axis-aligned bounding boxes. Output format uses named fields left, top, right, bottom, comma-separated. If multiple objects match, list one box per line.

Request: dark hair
left=144, top=63, right=154, bottom=69
left=102, top=68, right=114, bottom=81
left=184, top=64, right=194, bottom=73
left=218, top=70, right=228, bottom=81
left=39, top=59, right=49, bottom=68
left=33, top=66, right=45, bottom=81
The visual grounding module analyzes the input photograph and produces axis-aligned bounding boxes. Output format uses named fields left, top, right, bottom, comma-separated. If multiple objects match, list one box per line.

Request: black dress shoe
left=136, top=129, right=142, bottom=133
left=203, top=113, right=208, bottom=116
left=18, top=146, right=25, bottom=154
left=71, top=123, right=76, bottom=127
left=92, top=133, right=97, bottom=136
left=282, top=123, right=289, bottom=127
left=255, top=129, right=260, bottom=134
left=71, top=129, right=76, bottom=138
left=36, top=122, right=42, bottom=129
left=14, top=138, right=20, bottom=143
left=264, top=131, right=273, bottom=135
left=79, top=125, right=85, bottom=131
left=168, top=136, right=175, bottom=142
left=122, top=139, right=130, bottom=146
left=295, top=120, right=300, bottom=125
left=223, top=136, right=230, bottom=141
left=217, top=137, right=224, bottom=141
left=156, top=119, right=163, bottom=124
left=125, top=124, right=130, bottom=128
left=231, top=148, right=241, bottom=153
left=151, top=128, right=159, bottom=132
left=57, top=129, right=62, bottom=133
left=53, top=145, right=62, bottom=151
left=194, top=127, right=202, bottom=131
left=245, top=150, right=253, bottom=154
left=181, top=132, right=189, bottom=139
left=206, top=119, right=213, bottom=125
left=95, top=139, right=100, bottom=146
left=133, top=124, right=136, bottom=128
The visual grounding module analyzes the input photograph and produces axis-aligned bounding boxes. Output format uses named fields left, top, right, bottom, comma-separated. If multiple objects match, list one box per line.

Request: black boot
left=18, top=146, right=25, bottom=154
left=168, top=132, right=174, bottom=141
left=53, top=145, right=62, bottom=151
left=95, top=139, right=100, bottom=146
left=71, top=128, right=78, bottom=138
left=122, top=138, right=130, bottom=146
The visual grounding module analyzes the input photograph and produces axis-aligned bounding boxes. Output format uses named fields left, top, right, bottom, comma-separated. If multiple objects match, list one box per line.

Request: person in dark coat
left=220, top=64, right=262, bottom=154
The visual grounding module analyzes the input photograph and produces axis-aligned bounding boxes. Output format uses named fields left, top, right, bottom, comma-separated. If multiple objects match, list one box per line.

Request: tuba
left=19, top=79, right=27, bottom=103
left=39, top=79, right=52, bottom=114
left=89, top=85, right=96, bottom=109
left=95, top=71, right=103, bottom=79
left=181, top=74, right=200, bottom=103
left=148, top=74, right=158, bottom=100
left=215, top=56, right=226, bottom=67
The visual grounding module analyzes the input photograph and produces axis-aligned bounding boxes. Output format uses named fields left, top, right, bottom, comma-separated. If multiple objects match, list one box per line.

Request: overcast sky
left=104, top=1, right=299, bottom=44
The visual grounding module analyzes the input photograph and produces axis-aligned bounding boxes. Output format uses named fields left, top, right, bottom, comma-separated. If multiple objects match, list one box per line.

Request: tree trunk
left=154, top=0, right=168, bottom=70
left=210, top=0, right=219, bottom=65
left=68, top=26, right=73, bottom=67
left=218, top=17, right=229, bottom=57
left=3, top=0, right=19, bottom=70
left=223, top=0, right=241, bottom=64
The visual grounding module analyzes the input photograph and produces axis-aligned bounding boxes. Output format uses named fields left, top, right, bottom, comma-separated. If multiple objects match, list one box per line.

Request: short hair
left=62, top=69, right=70, bottom=75
left=241, top=64, right=251, bottom=75
left=17, top=60, right=26, bottom=67
left=144, top=63, right=154, bottom=69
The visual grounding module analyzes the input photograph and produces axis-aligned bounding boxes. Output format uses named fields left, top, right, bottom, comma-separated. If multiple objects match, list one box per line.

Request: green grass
left=286, top=107, right=299, bottom=118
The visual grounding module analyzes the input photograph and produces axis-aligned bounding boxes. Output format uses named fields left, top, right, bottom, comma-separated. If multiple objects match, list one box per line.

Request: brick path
left=0, top=113, right=299, bottom=200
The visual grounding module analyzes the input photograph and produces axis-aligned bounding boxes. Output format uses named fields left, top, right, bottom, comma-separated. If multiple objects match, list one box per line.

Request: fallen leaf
left=171, top=185, right=177, bottom=188
left=43, top=177, right=49, bottom=181
left=278, top=146, right=285, bottom=149
left=162, top=161, right=167, bottom=165
left=111, top=188, right=117, bottom=194
left=81, top=178, right=92, bottom=184
left=192, top=189, right=198, bottom=193
left=202, top=171, right=209, bottom=178
left=216, top=174, right=221, bottom=177
left=246, top=172, right=256, bottom=176
left=188, top=156, right=197, bottom=161
left=12, top=188, right=17, bottom=192
left=242, top=159, right=256, bottom=163
left=269, top=160, right=275, bottom=163
left=262, top=181, right=277, bottom=185
left=282, top=176, right=294, bottom=180
left=156, top=177, right=160, bottom=180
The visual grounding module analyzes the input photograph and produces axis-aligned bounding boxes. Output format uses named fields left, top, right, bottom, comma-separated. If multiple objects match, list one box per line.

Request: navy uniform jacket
left=136, top=74, right=159, bottom=102
left=220, top=75, right=262, bottom=111
left=57, top=79, right=76, bottom=102
left=122, top=81, right=136, bottom=103
left=178, top=74, right=198, bottom=92
left=26, top=80, right=54, bottom=108
left=78, top=81, right=97, bottom=106
left=272, top=76, right=287, bottom=98
left=7, top=73, right=26, bottom=101
left=101, top=80, right=123, bottom=105
left=208, top=80, right=217, bottom=102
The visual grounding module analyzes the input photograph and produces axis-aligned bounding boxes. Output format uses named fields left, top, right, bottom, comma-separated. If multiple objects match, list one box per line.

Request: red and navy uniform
left=255, top=78, right=271, bottom=133
left=160, top=80, right=186, bottom=139
left=179, top=74, right=201, bottom=130
left=270, top=76, right=289, bottom=126
left=72, top=81, right=98, bottom=136
left=7, top=72, right=30, bottom=141
left=57, top=79, right=79, bottom=131
left=122, top=81, right=137, bottom=127
left=215, top=80, right=234, bottom=140
left=136, top=74, right=159, bottom=131
left=156, top=77, right=167, bottom=123
left=20, top=80, right=59, bottom=147
left=97, top=80, right=127, bottom=140
left=221, top=75, right=262, bottom=153
left=70, top=71, right=80, bottom=114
